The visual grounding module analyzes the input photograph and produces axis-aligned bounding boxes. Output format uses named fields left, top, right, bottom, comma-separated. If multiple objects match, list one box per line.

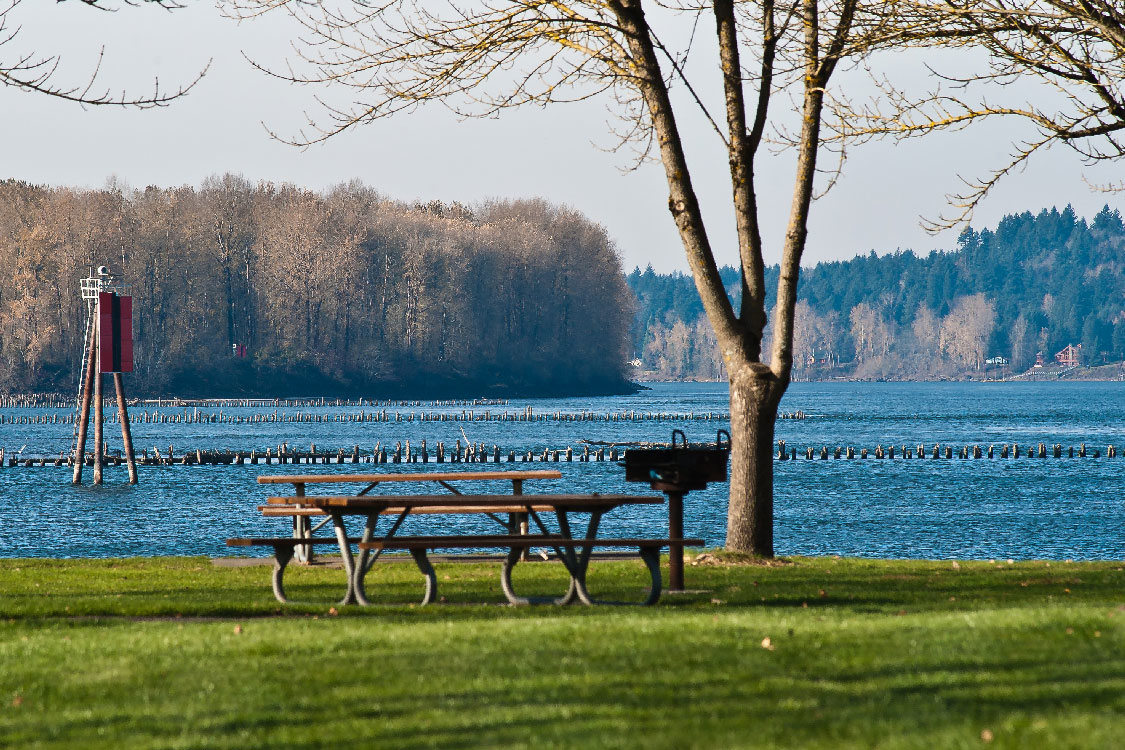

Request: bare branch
left=1, top=0, right=207, bottom=107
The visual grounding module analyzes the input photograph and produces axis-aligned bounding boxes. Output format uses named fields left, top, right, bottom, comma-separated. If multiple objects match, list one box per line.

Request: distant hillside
left=627, top=205, right=1125, bottom=380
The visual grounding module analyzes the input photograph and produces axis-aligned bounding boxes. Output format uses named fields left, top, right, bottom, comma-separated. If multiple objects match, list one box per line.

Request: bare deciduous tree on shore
left=0, top=179, right=631, bottom=395
left=939, top=293, right=995, bottom=370
left=224, top=0, right=966, bottom=556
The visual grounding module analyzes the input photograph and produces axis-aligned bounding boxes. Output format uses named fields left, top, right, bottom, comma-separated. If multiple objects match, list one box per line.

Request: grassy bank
left=1, top=555, right=1122, bottom=749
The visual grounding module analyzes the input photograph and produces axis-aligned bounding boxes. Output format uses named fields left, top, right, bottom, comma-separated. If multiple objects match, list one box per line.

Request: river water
left=0, top=381, right=1121, bottom=560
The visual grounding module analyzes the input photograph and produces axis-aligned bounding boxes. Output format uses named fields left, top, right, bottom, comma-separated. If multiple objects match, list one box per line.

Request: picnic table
left=227, top=470, right=702, bottom=606
left=257, top=469, right=556, bottom=563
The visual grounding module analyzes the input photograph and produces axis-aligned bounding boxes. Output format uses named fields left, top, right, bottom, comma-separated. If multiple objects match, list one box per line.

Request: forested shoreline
left=0, top=177, right=633, bottom=397
left=631, top=206, right=1125, bottom=381
left=7, top=182, right=1123, bottom=396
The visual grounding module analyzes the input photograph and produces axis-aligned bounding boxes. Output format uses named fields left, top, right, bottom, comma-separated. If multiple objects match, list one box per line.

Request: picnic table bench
left=227, top=470, right=702, bottom=606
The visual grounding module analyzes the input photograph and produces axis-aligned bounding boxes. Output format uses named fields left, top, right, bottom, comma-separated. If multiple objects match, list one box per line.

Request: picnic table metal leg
left=554, top=510, right=601, bottom=606
left=409, top=549, right=438, bottom=605
left=331, top=514, right=359, bottom=606
left=352, top=515, right=379, bottom=606
left=353, top=508, right=411, bottom=606
left=501, top=509, right=604, bottom=606
left=269, top=544, right=296, bottom=604
left=292, top=515, right=312, bottom=564
left=500, top=547, right=574, bottom=606
left=293, top=482, right=311, bottom=563
left=637, top=546, right=663, bottom=606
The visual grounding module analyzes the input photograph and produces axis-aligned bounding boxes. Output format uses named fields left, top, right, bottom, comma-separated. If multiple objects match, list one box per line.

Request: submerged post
left=93, top=367, right=104, bottom=485
left=71, top=320, right=98, bottom=485
left=114, top=373, right=137, bottom=484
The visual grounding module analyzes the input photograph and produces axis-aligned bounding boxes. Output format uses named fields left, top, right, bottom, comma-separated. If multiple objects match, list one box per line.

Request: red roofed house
left=1054, top=344, right=1081, bottom=367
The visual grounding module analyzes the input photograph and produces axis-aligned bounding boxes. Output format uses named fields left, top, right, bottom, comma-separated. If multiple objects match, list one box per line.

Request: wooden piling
left=93, top=373, right=104, bottom=485
left=71, top=320, right=98, bottom=485
left=112, top=373, right=136, bottom=484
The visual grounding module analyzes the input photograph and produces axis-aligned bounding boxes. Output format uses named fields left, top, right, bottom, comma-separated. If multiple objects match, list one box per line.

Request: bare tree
left=839, top=1, right=1125, bottom=227
left=0, top=0, right=206, bottom=107
left=224, top=0, right=943, bottom=556
left=1009, top=312, right=1032, bottom=369
left=792, top=299, right=819, bottom=372
left=849, top=301, right=890, bottom=363
left=939, top=292, right=995, bottom=369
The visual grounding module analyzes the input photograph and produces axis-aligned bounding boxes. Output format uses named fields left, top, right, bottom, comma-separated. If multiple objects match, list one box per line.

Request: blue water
left=0, top=381, right=1121, bottom=560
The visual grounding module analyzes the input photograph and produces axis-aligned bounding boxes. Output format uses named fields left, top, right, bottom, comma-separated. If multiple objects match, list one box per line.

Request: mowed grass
left=1, top=554, right=1122, bottom=749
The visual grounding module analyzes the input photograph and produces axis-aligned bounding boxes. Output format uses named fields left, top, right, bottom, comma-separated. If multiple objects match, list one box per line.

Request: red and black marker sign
left=99, top=292, right=133, bottom=373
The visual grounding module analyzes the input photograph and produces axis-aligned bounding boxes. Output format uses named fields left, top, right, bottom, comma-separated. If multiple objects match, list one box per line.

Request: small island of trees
left=0, top=177, right=633, bottom=397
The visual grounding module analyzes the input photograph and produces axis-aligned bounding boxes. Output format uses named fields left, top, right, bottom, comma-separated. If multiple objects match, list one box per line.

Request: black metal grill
left=624, top=429, right=729, bottom=491
left=623, top=430, right=729, bottom=592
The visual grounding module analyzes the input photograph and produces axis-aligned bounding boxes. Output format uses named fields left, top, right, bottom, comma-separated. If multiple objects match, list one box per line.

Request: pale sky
left=1, top=2, right=1118, bottom=273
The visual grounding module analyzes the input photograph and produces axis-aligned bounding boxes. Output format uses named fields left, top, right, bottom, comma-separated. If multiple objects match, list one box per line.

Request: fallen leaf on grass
left=951, top=561, right=961, bottom=570
left=1066, top=627, right=1074, bottom=634
left=980, top=728, right=994, bottom=742
left=710, top=598, right=724, bottom=605
left=818, top=589, right=827, bottom=598
left=328, top=607, right=338, bottom=616
left=760, top=637, right=775, bottom=651
left=12, top=695, right=23, bottom=707
left=233, top=625, right=242, bottom=635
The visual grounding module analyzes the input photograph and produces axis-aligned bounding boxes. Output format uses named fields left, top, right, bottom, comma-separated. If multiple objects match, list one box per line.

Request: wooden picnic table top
left=265, top=493, right=663, bottom=511
left=257, top=470, right=563, bottom=485
left=259, top=504, right=566, bottom=516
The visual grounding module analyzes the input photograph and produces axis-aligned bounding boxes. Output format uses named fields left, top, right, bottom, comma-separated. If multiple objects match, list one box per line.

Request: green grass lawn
left=1, top=554, right=1122, bottom=749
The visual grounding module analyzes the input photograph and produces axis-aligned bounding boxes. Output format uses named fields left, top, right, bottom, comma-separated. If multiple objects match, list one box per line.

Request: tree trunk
left=725, top=360, right=778, bottom=556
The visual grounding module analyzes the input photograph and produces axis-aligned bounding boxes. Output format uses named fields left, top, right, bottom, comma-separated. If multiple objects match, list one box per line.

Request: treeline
left=629, top=205, right=1125, bottom=379
left=0, top=177, right=633, bottom=396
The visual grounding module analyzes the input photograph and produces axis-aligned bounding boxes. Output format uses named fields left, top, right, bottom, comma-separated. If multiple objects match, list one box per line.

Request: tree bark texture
left=725, top=363, right=779, bottom=555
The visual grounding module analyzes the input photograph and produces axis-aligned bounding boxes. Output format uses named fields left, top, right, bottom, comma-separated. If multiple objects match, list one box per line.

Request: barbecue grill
left=624, top=430, right=729, bottom=590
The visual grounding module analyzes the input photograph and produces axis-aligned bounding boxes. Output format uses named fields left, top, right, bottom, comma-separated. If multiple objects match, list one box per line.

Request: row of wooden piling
left=0, top=408, right=811, bottom=425
left=3, top=437, right=1121, bottom=468
left=0, top=395, right=510, bottom=409
left=776, top=440, right=1122, bottom=460
left=0, top=440, right=626, bottom=467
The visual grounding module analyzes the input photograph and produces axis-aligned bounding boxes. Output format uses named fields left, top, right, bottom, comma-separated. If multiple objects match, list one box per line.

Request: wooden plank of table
left=259, top=504, right=562, bottom=516
left=264, top=493, right=664, bottom=510
left=257, top=470, right=563, bottom=485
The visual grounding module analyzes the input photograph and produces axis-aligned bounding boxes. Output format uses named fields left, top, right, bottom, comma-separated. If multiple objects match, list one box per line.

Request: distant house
left=985, top=356, right=1008, bottom=366
left=1055, top=344, right=1082, bottom=367
left=1034, top=351, right=1045, bottom=368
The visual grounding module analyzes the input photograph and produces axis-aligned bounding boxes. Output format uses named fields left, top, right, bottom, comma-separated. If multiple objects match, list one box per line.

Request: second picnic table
left=228, top=469, right=701, bottom=606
